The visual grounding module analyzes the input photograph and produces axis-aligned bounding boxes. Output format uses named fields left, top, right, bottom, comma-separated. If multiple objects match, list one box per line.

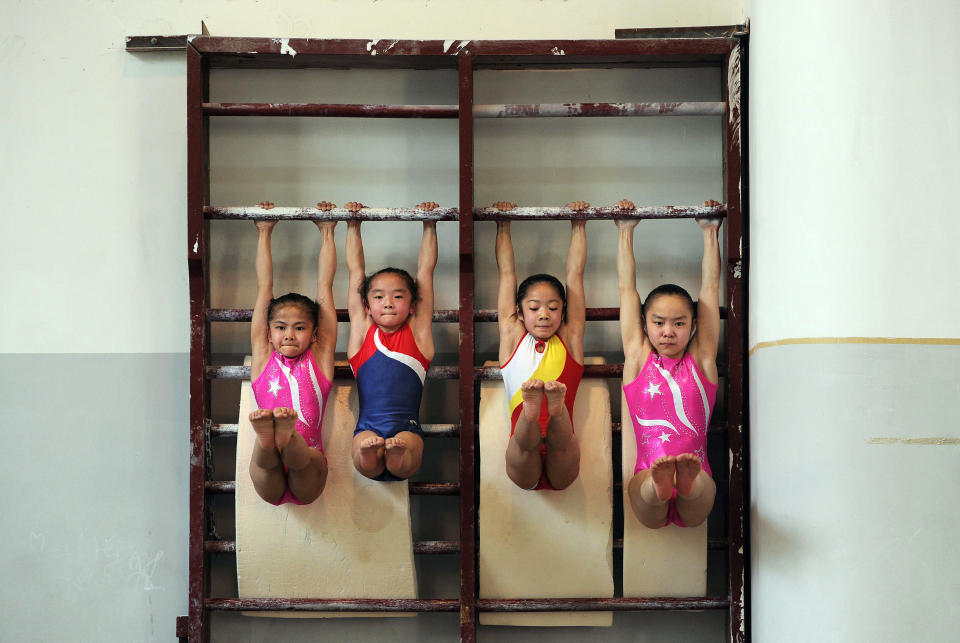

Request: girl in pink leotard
left=247, top=218, right=338, bottom=505
left=616, top=201, right=722, bottom=528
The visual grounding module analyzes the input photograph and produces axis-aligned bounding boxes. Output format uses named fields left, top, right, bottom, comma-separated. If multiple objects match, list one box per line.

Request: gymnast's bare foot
left=359, top=435, right=385, bottom=472
left=676, top=453, right=703, bottom=497
left=384, top=436, right=407, bottom=472
left=273, top=407, right=298, bottom=451
left=520, top=379, right=545, bottom=423
left=543, top=380, right=567, bottom=418
left=650, top=455, right=677, bottom=502
left=249, top=409, right=276, bottom=450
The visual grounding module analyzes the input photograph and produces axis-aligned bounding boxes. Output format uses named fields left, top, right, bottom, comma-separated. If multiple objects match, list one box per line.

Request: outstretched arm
left=690, top=209, right=722, bottom=381
left=562, top=220, right=587, bottom=362
left=346, top=220, right=369, bottom=356
left=411, top=220, right=437, bottom=359
left=495, top=221, right=521, bottom=361
left=250, top=220, right=277, bottom=379
left=616, top=219, right=648, bottom=378
left=312, top=221, right=338, bottom=377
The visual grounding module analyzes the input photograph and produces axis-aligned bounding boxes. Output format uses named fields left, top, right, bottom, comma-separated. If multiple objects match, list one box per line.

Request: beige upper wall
left=749, top=0, right=960, bottom=345
left=1, top=0, right=743, bottom=354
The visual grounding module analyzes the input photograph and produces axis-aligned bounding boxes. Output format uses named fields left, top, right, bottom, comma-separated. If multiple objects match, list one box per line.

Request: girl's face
left=268, top=304, right=317, bottom=358
left=518, top=282, right=564, bottom=340
left=643, top=294, right=695, bottom=359
left=365, top=273, right=414, bottom=332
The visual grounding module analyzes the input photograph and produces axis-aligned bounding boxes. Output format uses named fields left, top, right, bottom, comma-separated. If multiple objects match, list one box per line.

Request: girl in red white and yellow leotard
left=495, top=203, right=588, bottom=491
left=616, top=201, right=723, bottom=528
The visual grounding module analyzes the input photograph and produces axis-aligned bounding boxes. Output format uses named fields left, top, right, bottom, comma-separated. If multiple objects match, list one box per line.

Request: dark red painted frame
left=183, top=35, right=748, bottom=643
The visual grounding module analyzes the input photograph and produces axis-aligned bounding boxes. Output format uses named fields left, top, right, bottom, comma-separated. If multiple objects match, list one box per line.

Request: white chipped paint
left=445, top=40, right=471, bottom=54
left=551, top=46, right=566, bottom=55
left=193, top=239, right=198, bottom=253
left=443, top=39, right=455, bottom=53
left=273, top=38, right=297, bottom=58
left=366, top=39, right=380, bottom=55
left=727, top=44, right=742, bottom=133
left=733, top=260, right=742, bottom=279
left=187, top=35, right=197, bottom=43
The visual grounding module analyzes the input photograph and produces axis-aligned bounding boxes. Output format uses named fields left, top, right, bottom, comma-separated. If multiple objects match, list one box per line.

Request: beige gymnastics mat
left=479, top=358, right=613, bottom=626
left=621, top=392, right=707, bottom=598
left=235, top=366, right=417, bottom=618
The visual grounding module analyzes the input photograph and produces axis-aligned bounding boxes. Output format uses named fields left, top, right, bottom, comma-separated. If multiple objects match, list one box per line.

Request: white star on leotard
left=658, top=431, right=671, bottom=443
left=268, top=377, right=282, bottom=397
left=644, top=381, right=662, bottom=399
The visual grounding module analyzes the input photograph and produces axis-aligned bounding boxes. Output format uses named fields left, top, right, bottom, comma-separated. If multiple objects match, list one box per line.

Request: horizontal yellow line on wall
left=749, top=336, right=960, bottom=356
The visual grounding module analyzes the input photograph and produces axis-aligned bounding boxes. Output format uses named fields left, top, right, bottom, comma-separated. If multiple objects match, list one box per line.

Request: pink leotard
left=623, top=351, right=717, bottom=526
left=251, top=350, right=332, bottom=505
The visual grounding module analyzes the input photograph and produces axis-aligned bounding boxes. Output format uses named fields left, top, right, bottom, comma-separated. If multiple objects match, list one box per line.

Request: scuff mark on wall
left=868, top=437, right=960, bottom=445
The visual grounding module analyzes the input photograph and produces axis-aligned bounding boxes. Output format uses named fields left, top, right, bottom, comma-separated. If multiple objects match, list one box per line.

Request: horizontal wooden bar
left=474, top=101, right=724, bottom=118
left=615, top=25, right=748, bottom=39
left=209, top=422, right=459, bottom=438
left=207, top=306, right=727, bottom=323
left=205, top=540, right=459, bottom=554
left=204, top=204, right=725, bottom=221
left=188, top=37, right=735, bottom=62
left=205, top=481, right=458, bottom=495
left=474, top=204, right=725, bottom=221
left=206, top=598, right=459, bottom=612
left=203, top=103, right=458, bottom=118
left=477, top=597, right=729, bottom=612
left=209, top=361, right=725, bottom=381
left=200, top=102, right=722, bottom=119
left=204, top=206, right=457, bottom=222
left=205, top=364, right=460, bottom=380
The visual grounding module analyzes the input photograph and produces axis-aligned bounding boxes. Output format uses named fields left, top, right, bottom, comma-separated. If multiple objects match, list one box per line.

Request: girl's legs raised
left=627, top=455, right=676, bottom=529
left=352, top=430, right=386, bottom=479
left=271, top=408, right=327, bottom=504
left=674, top=453, right=716, bottom=528
left=505, top=379, right=546, bottom=489
left=385, top=431, right=424, bottom=479
left=249, top=408, right=287, bottom=504
left=542, top=381, right=579, bottom=490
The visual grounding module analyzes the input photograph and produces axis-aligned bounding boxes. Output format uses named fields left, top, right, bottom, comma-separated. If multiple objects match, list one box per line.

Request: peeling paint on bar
left=727, top=45, right=741, bottom=132
left=473, top=102, right=724, bottom=118
left=204, top=206, right=458, bottom=221
left=273, top=38, right=296, bottom=58
left=551, top=46, right=565, bottom=55
left=474, top=204, right=725, bottom=220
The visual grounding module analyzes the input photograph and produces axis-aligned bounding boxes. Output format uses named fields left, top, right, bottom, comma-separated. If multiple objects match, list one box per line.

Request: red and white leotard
left=501, top=332, right=584, bottom=490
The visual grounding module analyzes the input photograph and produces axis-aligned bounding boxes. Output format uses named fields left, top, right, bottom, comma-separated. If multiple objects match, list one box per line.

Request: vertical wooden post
left=186, top=43, right=211, bottom=643
left=723, top=38, right=748, bottom=643
left=457, top=51, right=478, bottom=643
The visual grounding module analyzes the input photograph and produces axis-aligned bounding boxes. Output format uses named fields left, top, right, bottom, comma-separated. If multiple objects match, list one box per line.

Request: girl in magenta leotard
left=616, top=201, right=722, bottom=528
left=247, top=218, right=338, bottom=505
left=346, top=202, right=438, bottom=481
left=496, top=202, right=589, bottom=491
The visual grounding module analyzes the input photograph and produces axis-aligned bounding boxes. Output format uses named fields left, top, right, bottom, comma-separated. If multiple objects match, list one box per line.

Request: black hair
left=359, top=267, right=419, bottom=305
left=642, top=284, right=696, bottom=319
left=516, top=273, right=567, bottom=321
left=267, top=293, right=319, bottom=327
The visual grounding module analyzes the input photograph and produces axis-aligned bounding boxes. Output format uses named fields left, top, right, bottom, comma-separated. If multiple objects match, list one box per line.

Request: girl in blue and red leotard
left=345, top=202, right=438, bottom=481
left=616, top=201, right=722, bottom=528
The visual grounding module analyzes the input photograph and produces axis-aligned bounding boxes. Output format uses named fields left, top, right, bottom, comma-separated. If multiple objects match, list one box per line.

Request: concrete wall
left=1, top=1, right=744, bottom=641
left=748, top=1, right=960, bottom=640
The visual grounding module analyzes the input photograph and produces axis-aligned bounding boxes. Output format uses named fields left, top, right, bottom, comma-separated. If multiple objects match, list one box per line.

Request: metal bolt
left=151, top=37, right=158, bottom=45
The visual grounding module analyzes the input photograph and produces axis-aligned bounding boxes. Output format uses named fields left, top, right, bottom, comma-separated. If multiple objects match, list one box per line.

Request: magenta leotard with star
left=624, top=352, right=716, bottom=476
left=624, top=352, right=716, bottom=526
left=251, top=350, right=332, bottom=505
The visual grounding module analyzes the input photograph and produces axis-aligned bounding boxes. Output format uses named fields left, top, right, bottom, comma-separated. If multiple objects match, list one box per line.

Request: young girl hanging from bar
left=496, top=205, right=588, bottom=491
left=346, top=203, right=438, bottom=481
left=248, top=218, right=338, bottom=505
left=617, top=201, right=721, bottom=528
